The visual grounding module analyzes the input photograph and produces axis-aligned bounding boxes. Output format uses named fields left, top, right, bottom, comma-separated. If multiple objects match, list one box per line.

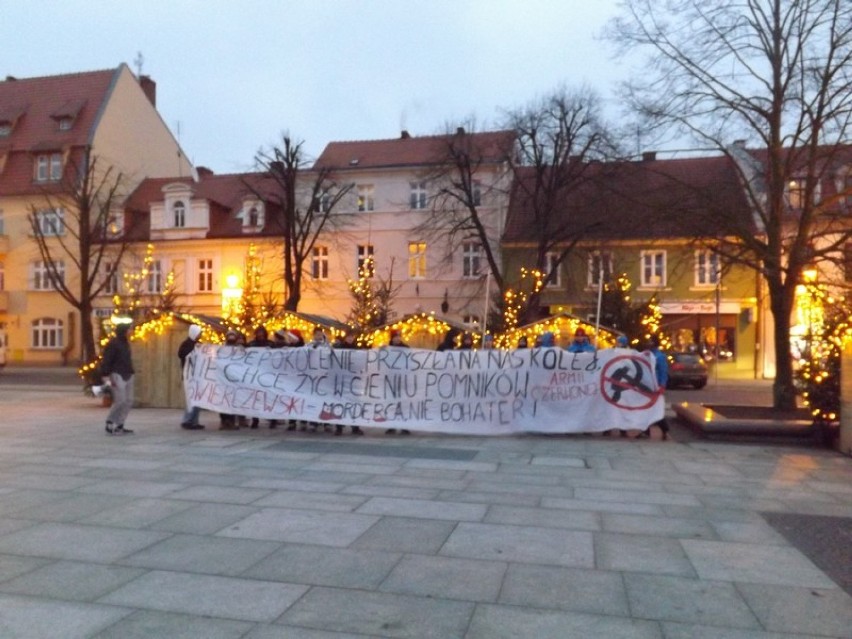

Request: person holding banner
left=178, top=324, right=205, bottom=430
left=333, top=329, right=365, bottom=436
left=437, top=327, right=460, bottom=352
left=637, top=335, right=670, bottom=440
left=385, top=330, right=411, bottom=435
left=248, top=326, right=278, bottom=430
left=567, top=327, right=596, bottom=353
left=219, top=329, right=241, bottom=430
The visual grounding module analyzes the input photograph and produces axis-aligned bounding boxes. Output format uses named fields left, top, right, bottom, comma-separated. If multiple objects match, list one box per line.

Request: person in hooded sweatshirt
left=567, top=327, right=596, bottom=353
left=178, top=324, right=205, bottom=430
left=101, top=321, right=135, bottom=435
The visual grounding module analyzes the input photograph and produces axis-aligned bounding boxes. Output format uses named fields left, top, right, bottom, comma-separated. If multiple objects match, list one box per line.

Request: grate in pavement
left=762, top=512, right=852, bottom=596
left=263, top=440, right=479, bottom=461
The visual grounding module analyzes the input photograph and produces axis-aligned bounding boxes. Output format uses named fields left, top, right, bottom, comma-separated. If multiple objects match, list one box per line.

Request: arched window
left=32, top=317, right=64, bottom=349
left=248, top=207, right=259, bottom=226
left=173, top=201, right=186, bottom=228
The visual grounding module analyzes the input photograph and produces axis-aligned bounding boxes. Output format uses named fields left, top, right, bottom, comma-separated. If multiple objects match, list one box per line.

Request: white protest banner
left=183, top=345, right=665, bottom=435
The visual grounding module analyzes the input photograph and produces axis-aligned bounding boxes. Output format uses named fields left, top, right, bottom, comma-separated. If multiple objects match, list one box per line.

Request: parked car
left=666, top=352, right=708, bottom=389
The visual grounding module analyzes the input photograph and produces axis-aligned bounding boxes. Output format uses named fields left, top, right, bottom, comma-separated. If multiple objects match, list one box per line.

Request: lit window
left=34, top=208, right=64, bottom=236
left=147, top=260, right=162, bottom=293
left=463, top=314, right=480, bottom=327
left=462, top=242, right=482, bottom=278
left=545, top=252, right=561, bottom=288
left=641, top=250, right=666, bottom=287
left=173, top=201, right=186, bottom=228
left=410, top=182, right=428, bottom=210
left=588, top=251, right=613, bottom=287
left=102, top=262, right=118, bottom=295
left=357, top=185, right=374, bottom=212
left=35, top=153, right=62, bottom=182
left=695, top=250, right=720, bottom=287
left=408, top=242, right=427, bottom=279
left=844, top=244, right=852, bottom=283
left=311, top=246, right=329, bottom=280
left=31, top=260, right=64, bottom=291
left=197, top=258, right=213, bottom=292
left=32, top=317, right=64, bottom=349
left=357, top=245, right=375, bottom=278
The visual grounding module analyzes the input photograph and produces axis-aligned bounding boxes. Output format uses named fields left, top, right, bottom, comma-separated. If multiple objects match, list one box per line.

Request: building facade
left=0, top=65, right=192, bottom=365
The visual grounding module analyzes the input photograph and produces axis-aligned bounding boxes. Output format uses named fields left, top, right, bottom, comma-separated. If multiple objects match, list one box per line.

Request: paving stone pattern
left=0, top=384, right=850, bottom=638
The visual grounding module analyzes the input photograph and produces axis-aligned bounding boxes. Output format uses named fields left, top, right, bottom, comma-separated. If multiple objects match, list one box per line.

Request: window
left=357, top=185, right=374, bottom=212
left=318, top=192, right=332, bottom=213
left=102, top=262, right=119, bottom=295
left=35, top=153, right=62, bottom=182
left=32, top=318, right=64, bottom=349
left=247, top=207, right=259, bottom=227
left=545, top=252, right=561, bottom=288
left=640, top=250, right=666, bottom=287
left=31, top=260, right=64, bottom=290
left=408, top=242, right=427, bottom=279
left=311, top=246, right=329, bottom=280
left=588, top=251, right=613, bottom=287
left=197, top=258, right=213, bottom=292
left=0, top=123, right=10, bottom=137
left=463, top=314, right=481, bottom=327
left=695, top=250, right=720, bottom=287
left=786, top=177, right=821, bottom=209
left=845, top=244, right=852, bottom=283
left=57, top=117, right=72, bottom=131
left=34, top=208, right=64, bottom=236
left=0, top=209, right=4, bottom=234
left=410, top=182, right=428, bottom=209
left=173, top=201, right=186, bottom=228
left=357, top=245, right=375, bottom=278
left=472, top=181, right=482, bottom=207
left=462, top=242, right=482, bottom=278
left=147, top=260, right=162, bottom=293
left=0, top=261, right=4, bottom=291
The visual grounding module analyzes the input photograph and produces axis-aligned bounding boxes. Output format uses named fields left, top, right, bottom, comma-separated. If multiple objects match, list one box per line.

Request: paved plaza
left=0, top=372, right=849, bottom=638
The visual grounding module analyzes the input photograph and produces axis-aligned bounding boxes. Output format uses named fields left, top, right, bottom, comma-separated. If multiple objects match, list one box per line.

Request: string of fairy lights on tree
left=794, top=280, right=850, bottom=426
left=502, top=267, right=546, bottom=332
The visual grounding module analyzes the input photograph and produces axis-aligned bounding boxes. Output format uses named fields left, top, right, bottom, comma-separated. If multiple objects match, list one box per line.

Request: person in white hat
left=178, top=324, right=205, bottom=430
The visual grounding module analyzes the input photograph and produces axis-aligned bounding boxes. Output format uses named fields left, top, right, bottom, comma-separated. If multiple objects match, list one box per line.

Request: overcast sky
left=2, top=0, right=632, bottom=174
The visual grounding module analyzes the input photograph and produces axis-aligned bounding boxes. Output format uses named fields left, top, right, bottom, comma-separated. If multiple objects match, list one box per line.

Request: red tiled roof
left=314, top=129, right=515, bottom=171
left=0, top=67, right=120, bottom=195
left=504, top=154, right=754, bottom=244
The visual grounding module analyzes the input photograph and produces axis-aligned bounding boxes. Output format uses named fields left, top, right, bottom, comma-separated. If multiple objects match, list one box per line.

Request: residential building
left=117, top=129, right=515, bottom=333
left=503, top=153, right=762, bottom=377
left=0, top=65, right=193, bottom=364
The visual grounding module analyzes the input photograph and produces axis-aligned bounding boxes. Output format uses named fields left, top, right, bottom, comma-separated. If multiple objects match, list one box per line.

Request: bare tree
left=608, top=0, right=852, bottom=410
left=250, top=135, right=353, bottom=311
left=27, top=151, right=132, bottom=364
left=423, top=87, right=619, bottom=326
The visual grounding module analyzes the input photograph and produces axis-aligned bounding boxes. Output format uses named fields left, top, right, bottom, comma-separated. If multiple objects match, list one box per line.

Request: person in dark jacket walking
left=178, top=324, right=205, bottom=430
left=101, top=321, right=135, bottom=435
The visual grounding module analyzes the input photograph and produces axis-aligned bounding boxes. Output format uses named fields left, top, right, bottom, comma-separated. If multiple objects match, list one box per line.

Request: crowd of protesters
left=167, top=324, right=669, bottom=441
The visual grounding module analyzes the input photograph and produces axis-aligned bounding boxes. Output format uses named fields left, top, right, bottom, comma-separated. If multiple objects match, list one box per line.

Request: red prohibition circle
left=599, top=354, right=662, bottom=411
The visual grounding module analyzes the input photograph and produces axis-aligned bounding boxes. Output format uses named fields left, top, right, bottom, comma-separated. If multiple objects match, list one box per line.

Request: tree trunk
left=769, top=284, right=798, bottom=411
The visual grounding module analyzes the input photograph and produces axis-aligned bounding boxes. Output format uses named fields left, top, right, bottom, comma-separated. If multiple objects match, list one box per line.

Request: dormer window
left=173, top=200, right=186, bottom=228
left=57, top=117, right=73, bottom=131
left=0, top=122, right=10, bottom=137
left=239, top=201, right=264, bottom=230
left=35, top=153, right=62, bottom=182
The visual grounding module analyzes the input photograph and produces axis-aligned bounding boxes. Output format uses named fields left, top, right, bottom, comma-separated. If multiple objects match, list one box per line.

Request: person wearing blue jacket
left=566, top=327, right=596, bottom=353
left=638, top=335, right=670, bottom=440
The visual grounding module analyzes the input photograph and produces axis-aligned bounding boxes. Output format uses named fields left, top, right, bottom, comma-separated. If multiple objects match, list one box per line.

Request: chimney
left=400, top=130, right=410, bottom=139
left=732, top=139, right=747, bottom=148
left=642, top=151, right=657, bottom=162
left=139, top=75, right=156, bottom=106
left=196, top=166, right=214, bottom=178
left=4, top=76, right=17, bottom=82
left=456, top=126, right=465, bottom=135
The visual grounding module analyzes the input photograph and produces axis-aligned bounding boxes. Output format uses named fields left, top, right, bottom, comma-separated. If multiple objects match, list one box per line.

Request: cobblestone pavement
left=0, top=379, right=849, bottom=638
